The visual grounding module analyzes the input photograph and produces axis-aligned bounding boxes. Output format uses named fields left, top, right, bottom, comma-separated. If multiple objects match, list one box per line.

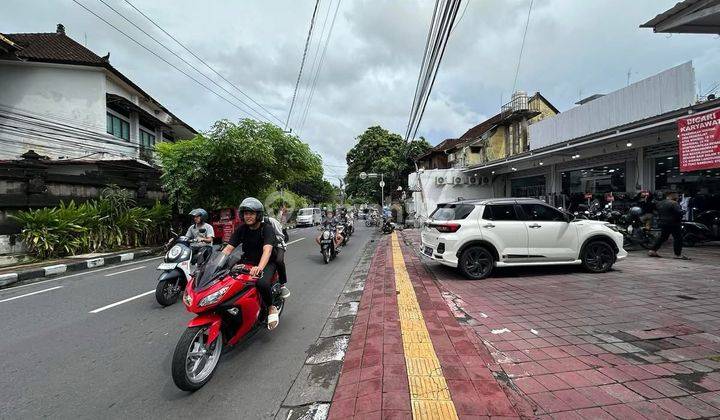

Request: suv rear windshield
left=299, top=209, right=313, bottom=215
left=430, top=203, right=474, bottom=221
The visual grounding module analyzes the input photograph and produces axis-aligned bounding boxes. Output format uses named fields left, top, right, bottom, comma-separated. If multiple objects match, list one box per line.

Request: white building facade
left=0, top=25, right=195, bottom=162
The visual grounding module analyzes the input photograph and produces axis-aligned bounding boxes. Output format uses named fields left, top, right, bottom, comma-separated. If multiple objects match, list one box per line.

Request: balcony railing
left=500, top=95, right=541, bottom=121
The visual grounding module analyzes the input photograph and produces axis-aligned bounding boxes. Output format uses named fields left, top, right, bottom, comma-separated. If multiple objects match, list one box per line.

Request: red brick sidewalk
left=400, top=229, right=720, bottom=419
left=327, top=234, right=528, bottom=420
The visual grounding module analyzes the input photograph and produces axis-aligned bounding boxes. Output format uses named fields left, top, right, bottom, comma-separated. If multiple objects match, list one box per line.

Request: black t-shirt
left=228, top=223, right=276, bottom=264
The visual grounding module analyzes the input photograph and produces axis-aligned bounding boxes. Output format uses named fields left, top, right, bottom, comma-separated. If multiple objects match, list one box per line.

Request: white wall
left=407, top=169, right=493, bottom=218
left=0, top=61, right=106, bottom=131
left=0, top=62, right=137, bottom=160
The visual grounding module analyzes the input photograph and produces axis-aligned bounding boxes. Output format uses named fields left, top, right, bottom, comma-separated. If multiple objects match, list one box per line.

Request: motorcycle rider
left=186, top=209, right=214, bottom=263
left=316, top=209, right=343, bottom=248
left=222, top=198, right=287, bottom=330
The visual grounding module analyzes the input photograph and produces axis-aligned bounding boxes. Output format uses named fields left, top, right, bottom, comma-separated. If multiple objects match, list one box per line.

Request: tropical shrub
left=10, top=186, right=171, bottom=259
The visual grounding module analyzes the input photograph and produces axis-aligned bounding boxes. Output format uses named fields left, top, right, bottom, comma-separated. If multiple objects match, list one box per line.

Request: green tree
left=155, top=119, right=323, bottom=210
left=344, top=126, right=431, bottom=203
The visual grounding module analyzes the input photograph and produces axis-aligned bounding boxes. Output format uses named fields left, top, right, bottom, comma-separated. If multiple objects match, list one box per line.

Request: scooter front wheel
left=155, top=278, right=181, bottom=306
left=172, top=326, right=223, bottom=391
left=322, top=249, right=330, bottom=264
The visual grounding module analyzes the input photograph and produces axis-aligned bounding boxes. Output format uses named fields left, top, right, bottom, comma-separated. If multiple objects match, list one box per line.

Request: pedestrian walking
left=648, top=191, right=690, bottom=260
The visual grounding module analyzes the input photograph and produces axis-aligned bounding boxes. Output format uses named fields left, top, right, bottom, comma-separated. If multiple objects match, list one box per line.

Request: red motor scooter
left=171, top=250, right=285, bottom=391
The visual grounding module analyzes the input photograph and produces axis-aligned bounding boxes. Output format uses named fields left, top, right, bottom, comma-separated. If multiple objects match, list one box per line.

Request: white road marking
left=286, top=238, right=306, bottom=246
left=89, top=290, right=154, bottom=314
left=0, top=286, right=63, bottom=303
left=104, top=266, right=146, bottom=277
left=0, top=257, right=163, bottom=293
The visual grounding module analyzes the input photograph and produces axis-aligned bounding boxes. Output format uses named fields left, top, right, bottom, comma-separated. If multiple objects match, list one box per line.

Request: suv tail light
left=430, top=223, right=461, bottom=233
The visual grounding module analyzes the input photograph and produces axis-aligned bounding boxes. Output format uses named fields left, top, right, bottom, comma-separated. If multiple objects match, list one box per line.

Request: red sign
left=678, top=109, right=720, bottom=172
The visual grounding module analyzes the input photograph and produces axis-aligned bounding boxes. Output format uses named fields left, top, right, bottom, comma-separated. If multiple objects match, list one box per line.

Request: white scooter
left=155, top=231, right=211, bottom=306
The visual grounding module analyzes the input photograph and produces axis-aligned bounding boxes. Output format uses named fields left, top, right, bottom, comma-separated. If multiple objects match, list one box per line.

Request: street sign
left=379, top=181, right=385, bottom=187
left=359, top=172, right=368, bottom=180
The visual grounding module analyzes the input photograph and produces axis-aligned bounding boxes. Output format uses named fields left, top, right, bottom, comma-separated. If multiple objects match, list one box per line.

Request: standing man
left=648, top=191, right=690, bottom=260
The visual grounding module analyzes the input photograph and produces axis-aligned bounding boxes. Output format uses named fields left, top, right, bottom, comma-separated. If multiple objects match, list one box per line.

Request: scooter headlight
left=198, top=286, right=229, bottom=307
left=168, top=245, right=182, bottom=260
left=183, top=292, right=192, bottom=307
left=322, top=231, right=331, bottom=240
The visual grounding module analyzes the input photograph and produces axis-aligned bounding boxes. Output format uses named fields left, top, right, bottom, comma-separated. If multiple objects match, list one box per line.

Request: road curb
left=275, top=233, right=378, bottom=420
left=0, top=248, right=163, bottom=289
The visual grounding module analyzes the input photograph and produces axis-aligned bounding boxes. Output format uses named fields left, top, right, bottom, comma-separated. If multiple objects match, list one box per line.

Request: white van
left=296, top=207, right=322, bottom=227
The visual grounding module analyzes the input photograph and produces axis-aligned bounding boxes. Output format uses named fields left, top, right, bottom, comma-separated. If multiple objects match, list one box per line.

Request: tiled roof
left=458, top=113, right=502, bottom=142
left=5, top=32, right=106, bottom=66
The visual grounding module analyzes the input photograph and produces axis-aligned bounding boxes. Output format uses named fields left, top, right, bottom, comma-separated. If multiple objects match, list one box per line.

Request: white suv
left=421, top=198, right=627, bottom=279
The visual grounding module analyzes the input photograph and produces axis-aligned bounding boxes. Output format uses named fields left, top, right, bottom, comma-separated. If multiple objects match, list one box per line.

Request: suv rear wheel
left=458, top=246, right=494, bottom=280
left=581, top=240, right=615, bottom=273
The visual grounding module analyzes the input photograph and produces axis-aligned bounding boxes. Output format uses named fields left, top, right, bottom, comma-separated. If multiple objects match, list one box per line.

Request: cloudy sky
left=2, top=0, right=718, bottom=182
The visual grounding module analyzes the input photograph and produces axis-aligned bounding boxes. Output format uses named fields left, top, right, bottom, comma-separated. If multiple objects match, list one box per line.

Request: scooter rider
left=316, top=209, right=343, bottom=248
left=222, top=198, right=286, bottom=330
left=186, top=209, right=214, bottom=263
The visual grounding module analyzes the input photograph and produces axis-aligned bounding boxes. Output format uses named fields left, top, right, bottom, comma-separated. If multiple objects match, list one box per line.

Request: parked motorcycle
left=155, top=231, right=212, bottom=306
left=381, top=217, right=395, bottom=234
left=619, top=207, right=656, bottom=249
left=319, top=225, right=338, bottom=264
left=695, top=209, right=720, bottom=239
left=172, top=251, right=285, bottom=391
left=682, top=221, right=714, bottom=247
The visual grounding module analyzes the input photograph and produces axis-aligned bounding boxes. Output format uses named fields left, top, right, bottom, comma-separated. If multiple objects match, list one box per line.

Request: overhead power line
left=405, top=0, right=463, bottom=142
left=293, top=0, right=334, bottom=130
left=72, top=0, right=268, bottom=122
left=285, top=0, right=322, bottom=130
left=121, top=0, right=285, bottom=125
left=511, top=0, right=534, bottom=94
left=93, top=0, right=273, bottom=124
left=297, top=0, right=343, bottom=136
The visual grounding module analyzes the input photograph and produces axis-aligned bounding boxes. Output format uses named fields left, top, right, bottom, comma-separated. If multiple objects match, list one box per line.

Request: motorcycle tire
left=323, top=249, right=330, bottom=264
left=172, top=326, right=223, bottom=392
left=155, top=278, right=180, bottom=306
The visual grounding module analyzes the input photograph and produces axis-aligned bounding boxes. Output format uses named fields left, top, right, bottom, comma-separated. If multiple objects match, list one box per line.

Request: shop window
left=511, top=175, right=546, bottom=197
left=655, top=154, right=720, bottom=196
left=561, top=162, right=625, bottom=194
left=483, top=204, right=518, bottom=221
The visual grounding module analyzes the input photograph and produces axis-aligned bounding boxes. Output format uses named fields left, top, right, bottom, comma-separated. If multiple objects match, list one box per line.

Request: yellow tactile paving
left=391, top=233, right=459, bottom=420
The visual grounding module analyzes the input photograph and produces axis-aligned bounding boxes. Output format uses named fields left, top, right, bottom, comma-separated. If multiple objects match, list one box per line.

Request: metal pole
left=381, top=173, right=384, bottom=210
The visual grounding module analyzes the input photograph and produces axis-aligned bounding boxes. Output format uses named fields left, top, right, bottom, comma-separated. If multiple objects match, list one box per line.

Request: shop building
left=460, top=62, right=720, bottom=213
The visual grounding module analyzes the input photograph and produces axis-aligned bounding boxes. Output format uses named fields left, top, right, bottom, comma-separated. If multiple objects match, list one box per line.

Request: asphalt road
left=0, top=223, right=374, bottom=419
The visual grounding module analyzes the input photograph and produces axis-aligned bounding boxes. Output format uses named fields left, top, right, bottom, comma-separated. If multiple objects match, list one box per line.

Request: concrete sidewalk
left=328, top=233, right=527, bottom=419
left=400, top=229, right=720, bottom=419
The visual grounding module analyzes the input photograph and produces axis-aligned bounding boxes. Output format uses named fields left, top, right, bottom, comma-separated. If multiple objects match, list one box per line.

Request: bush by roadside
left=10, top=186, right=170, bottom=259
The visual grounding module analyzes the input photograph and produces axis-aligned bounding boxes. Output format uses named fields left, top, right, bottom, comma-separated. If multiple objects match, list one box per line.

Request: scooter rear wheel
left=172, top=326, right=223, bottom=391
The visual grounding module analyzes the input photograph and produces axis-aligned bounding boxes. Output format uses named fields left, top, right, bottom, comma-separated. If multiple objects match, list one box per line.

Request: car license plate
left=424, top=246, right=433, bottom=257
left=157, top=262, right=177, bottom=270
